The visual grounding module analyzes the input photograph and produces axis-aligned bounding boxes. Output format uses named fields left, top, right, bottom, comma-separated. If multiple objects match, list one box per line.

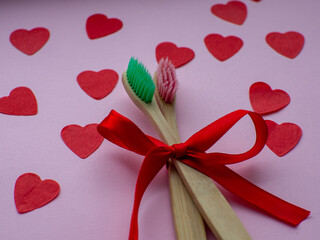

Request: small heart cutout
left=10, top=27, right=50, bottom=55
left=211, top=1, right=247, bottom=25
left=0, top=87, right=37, bottom=116
left=204, top=34, right=243, bottom=61
left=77, top=69, right=119, bottom=100
left=266, top=31, right=304, bottom=59
left=15, top=173, right=60, bottom=213
left=86, top=14, right=123, bottom=39
left=265, top=120, right=302, bottom=157
left=155, top=42, right=195, bottom=68
left=249, top=82, right=290, bottom=115
left=61, top=124, right=103, bottom=159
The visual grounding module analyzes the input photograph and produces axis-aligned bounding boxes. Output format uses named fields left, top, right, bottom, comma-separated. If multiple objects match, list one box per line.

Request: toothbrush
left=123, top=57, right=206, bottom=240
left=154, top=58, right=252, bottom=240
left=153, top=58, right=180, bottom=137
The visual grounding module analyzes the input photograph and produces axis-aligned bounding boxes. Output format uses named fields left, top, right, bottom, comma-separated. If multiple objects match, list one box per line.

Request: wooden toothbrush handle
left=162, top=105, right=207, bottom=239
left=157, top=103, right=207, bottom=239
left=168, top=163, right=207, bottom=240
left=160, top=103, right=251, bottom=240
left=174, top=161, right=252, bottom=240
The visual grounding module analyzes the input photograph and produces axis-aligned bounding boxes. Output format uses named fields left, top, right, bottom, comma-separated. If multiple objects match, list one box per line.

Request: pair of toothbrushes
left=123, top=57, right=251, bottom=240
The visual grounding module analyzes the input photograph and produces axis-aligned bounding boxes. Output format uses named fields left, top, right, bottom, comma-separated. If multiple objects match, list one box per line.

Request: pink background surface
left=1, top=0, right=319, bottom=239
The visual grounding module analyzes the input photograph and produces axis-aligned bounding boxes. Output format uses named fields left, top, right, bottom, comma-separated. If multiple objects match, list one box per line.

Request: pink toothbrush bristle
left=157, top=58, right=178, bottom=103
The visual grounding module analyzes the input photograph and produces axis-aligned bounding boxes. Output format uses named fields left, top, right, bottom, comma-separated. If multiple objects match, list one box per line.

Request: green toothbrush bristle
left=126, top=58, right=155, bottom=103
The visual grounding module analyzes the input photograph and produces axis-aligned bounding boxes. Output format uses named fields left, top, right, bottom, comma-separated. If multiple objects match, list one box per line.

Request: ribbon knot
left=170, top=143, right=187, bottom=158
left=97, top=109, right=310, bottom=240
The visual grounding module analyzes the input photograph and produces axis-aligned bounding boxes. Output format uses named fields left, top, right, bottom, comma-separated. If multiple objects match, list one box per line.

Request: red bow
left=97, top=109, right=310, bottom=240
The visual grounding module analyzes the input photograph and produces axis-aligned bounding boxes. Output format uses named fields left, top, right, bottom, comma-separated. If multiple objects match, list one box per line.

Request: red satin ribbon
left=97, top=109, right=310, bottom=240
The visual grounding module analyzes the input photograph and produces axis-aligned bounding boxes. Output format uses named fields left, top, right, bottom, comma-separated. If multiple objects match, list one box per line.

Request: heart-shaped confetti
left=155, top=42, right=195, bottom=68
left=14, top=173, right=60, bottom=213
left=86, top=14, right=123, bottom=40
left=211, top=1, right=247, bottom=25
left=10, top=27, right=50, bottom=55
left=249, top=82, right=290, bottom=115
left=0, top=87, right=37, bottom=116
left=61, top=124, right=103, bottom=159
left=204, top=34, right=243, bottom=61
left=265, top=120, right=302, bottom=157
left=266, top=31, right=304, bottom=59
left=77, top=69, right=119, bottom=100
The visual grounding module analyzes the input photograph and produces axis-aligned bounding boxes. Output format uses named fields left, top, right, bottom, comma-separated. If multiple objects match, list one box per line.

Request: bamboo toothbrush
left=154, top=58, right=252, bottom=240
left=123, top=57, right=206, bottom=240
left=153, top=58, right=180, bottom=136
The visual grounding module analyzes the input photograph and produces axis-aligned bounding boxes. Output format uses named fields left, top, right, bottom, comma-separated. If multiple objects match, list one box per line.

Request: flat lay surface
left=0, top=0, right=319, bottom=239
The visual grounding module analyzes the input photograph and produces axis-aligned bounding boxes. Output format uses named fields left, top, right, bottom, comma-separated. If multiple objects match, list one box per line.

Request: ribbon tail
left=129, top=147, right=170, bottom=240
left=186, top=162, right=310, bottom=226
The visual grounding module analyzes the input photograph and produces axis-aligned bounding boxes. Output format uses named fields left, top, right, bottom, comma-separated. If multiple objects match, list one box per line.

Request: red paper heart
left=265, top=120, right=302, bottom=157
left=204, top=34, right=243, bottom=61
left=211, top=1, right=247, bottom=25
left=86, top=14, right=123, bottom=39
left=249, top=82, right=290, bottom=115
left=10, top=28, right=50, bottom=55
left=0, top=87, right=37, bottom=116
left=77, top=69, right=119, bottom=100
left=155, top=42, right=195, bottom=68
left=61, top=124, right=103, bottom=159
left=266, top=32, right=304, bottom=59
left=14, top=173, right=60, bottom=213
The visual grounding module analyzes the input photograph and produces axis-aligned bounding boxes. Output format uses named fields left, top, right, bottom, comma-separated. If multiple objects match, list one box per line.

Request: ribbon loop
left=97, top=110, right=157, bottom=156
left=170, top=143, right=188, bottom=158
